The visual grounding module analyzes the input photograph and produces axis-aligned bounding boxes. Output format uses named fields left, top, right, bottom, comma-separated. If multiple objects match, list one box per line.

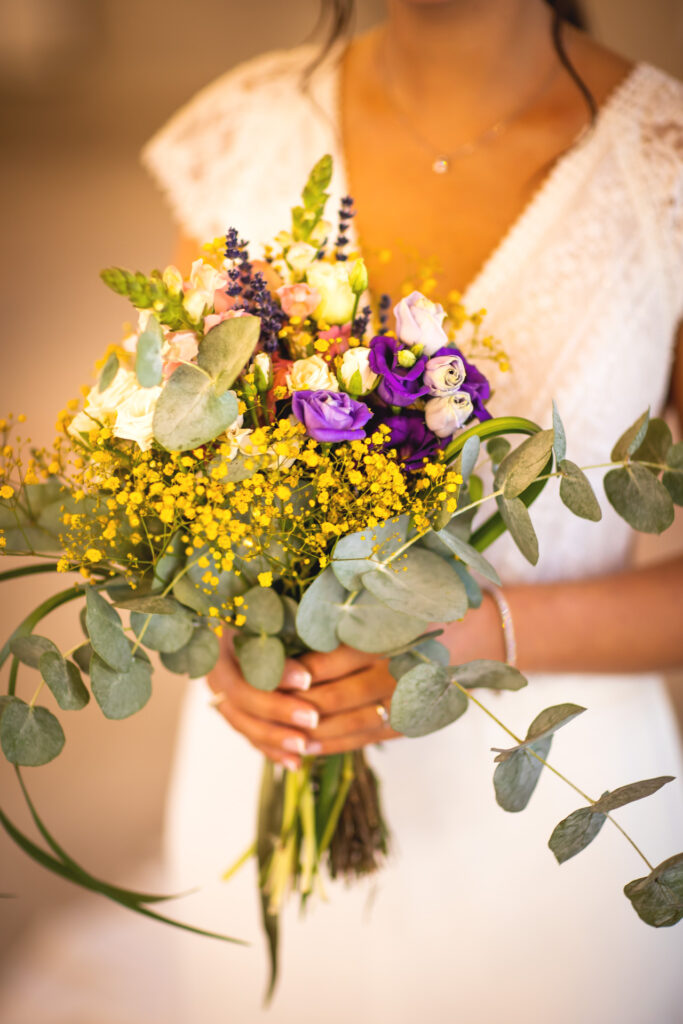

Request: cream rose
left=286, top=242, right=317, bottom=276
left=286, top=354, right=338, bottom=393
left=305, top=263, right=356, bottom=325
left=113, top=384, right=162, bottom=451
left=67, top=368, right=138, bottom=440
left=338, top=347, right=377, bottom=396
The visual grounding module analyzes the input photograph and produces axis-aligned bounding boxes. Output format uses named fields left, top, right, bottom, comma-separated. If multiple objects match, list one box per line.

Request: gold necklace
left=379, top=40, right=560, bottom=174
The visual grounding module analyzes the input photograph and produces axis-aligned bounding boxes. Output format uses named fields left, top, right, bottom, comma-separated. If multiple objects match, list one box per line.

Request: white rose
left=339, top=347, right=377, bottom=396
left=286, top=242, right=318, bottom=276
left=305, top=263, right=356, bottom=325
left=67, top=368, right=139, bottom=441
left=113, top=384, right=162, bottom=451
left=287, top=355, right=338, bottom=393
left=424, top=393, right=474, bottom=438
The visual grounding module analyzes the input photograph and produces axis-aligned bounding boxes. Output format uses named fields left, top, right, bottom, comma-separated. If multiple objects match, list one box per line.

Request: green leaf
left=242, top=586, right=285, bottom=636
left=135, top=315, right=164, bottom=387
left=495, top=429, right=554, bottom=499
left=390, top=663, right=468, bottom=737
left=593, top=775, right=674, bottom=814
left=331, top=516, right=410, bottom=590
left=85, top=588, right=132, bottom=672
left=90, top=654, right=152, bottom=719
left=362, top=547, right=468, bottom=623
left=130, top=603, right=194, bottom=653
left=0, top=698, right=65, bottom=766
left=153, top=531, right=185, bottom=587
left=9, top=634, right=58, bottom=669
left=72, top=643, right=93, bottom=675
left=548, top=806, right=607, bottom=864
left=98, top=352, right=119, bottom=392
left=662, top=441, right=683, bottom=506
left=604, top=464, right=674, bottom=534
left=452, top=561, right=483, bottom=608
left=486, top=437, right=511, bottom=468
left=493, top=736, right=553, bottom=812
left=496, top=495, right=539, bottom=564
left=432, top=526, right=501, bottom=585
left=552, top=400, right=567, bottom=464
left=611, top=409, right=650, bottom=461
left=235, top=634, right=285, bottom=691
left=631, top=418, right=672, bottom=473
left=295, top=568, right=346, bottom=652
left=558, top=459, right=602, bottom=521
left=336, top=591, right=426, bottom=654
left=197, top=315, right=261, bottom=393
left=388, top=638, right=450, bottom=681
left=152, top=363, right=239, bottom=452
left=114, top=595, right=180, bottom=614
left=38, top=651, right=89, bottom=710
left=460, top=435, right=481, bottom=481
left=161, top=627, right=220, bottom=678
left=450, top=659, right=527, bottom=691
left=525, top=702, right=586, bottom=742
left=624, top=853, right=683, bottom=927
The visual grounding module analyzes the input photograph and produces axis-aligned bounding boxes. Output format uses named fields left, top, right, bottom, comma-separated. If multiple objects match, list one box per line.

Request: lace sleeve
left=141, top=45, right=330, bottom=246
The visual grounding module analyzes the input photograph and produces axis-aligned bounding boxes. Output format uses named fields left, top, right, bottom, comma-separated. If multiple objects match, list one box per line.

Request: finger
left=297, top=645, right=382, bottom=684
left=278, top=658, right=313, bottom=692
left=310, top=701, right=395, bottom=741
left=252, top=742, right=302, bottom=772
left=301, top=665, right=395, bottom=716
left=209, top=652, right=319, bottom=729
left=216, top=698, right=310, bottom=757
left=304, top=723, right=399, bottom=756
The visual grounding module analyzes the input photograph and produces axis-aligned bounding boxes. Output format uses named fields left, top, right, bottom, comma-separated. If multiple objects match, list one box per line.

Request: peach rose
left=277, top=283, right=321, bottom=320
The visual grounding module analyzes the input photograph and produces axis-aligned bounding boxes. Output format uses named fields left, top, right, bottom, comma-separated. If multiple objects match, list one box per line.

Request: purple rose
left=368, top=335, right=428, bottom=407
left=291, top=390, right=372, bottom=443
left=393, top=291, right=449, bottom=356
left=372, top=407, right=442, bottom=471
left=433, top=345, right=492, bottom=421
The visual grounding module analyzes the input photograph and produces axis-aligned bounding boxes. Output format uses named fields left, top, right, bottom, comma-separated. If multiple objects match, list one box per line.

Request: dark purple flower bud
left=291, top=390, right=372, bottom=443
left=368, top=335, right=429, bottom=407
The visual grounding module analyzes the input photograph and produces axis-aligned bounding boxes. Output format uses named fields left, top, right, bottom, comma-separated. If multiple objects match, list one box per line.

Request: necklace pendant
left=432, top=155, right=450, bottom=175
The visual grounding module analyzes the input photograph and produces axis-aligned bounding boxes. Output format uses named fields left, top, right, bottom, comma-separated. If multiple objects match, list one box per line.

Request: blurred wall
left=0, top=0, right=681, bottom=960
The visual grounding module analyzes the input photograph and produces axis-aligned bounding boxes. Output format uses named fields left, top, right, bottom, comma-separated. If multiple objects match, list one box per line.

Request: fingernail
left=305, top=740, right=323, bottom=755
left=283, top=756, right=300, bottom=772
left=284, top=666, right=312, bottom=690
left=292, top=708, right=319, bottom=729
left=283, top=736, right=306, bottom=754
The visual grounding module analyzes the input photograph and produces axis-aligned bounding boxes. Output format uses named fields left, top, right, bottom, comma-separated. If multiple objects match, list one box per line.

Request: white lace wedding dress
left=140, top=48, right=683, bottom=1024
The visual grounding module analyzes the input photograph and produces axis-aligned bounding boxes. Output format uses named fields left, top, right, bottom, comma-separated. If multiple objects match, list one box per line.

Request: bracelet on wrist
left=482, top=584, right=518, bottom=667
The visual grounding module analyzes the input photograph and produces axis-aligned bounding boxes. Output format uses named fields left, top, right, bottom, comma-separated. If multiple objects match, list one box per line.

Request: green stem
left=318, top=752, right=354, bottom=856
left=0, top=563, right=60, bottom=584
left=0, top=585, right=84, bottom=673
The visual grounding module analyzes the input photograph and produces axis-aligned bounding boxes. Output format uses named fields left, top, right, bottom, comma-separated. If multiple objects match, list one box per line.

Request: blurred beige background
left=0, top=0, right=682, bottom=986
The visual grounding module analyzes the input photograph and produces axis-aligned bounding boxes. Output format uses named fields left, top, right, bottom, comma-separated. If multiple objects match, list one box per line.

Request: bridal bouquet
left=1, top=156, right=681, bottom=994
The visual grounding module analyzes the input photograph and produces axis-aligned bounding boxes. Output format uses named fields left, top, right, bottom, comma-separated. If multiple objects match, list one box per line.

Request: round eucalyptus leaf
left=611, top=409, right=650, bottom=462
left=173, top=575, right=213, bottom=616
left=452, top=561, right=483, bottom=609
left=90, top=653, right=152, bottom=719
left=85, top=588, right=132, bottom=672
left=38, top=650, right=89, bottom=710
left=632, top=418, right=673, bottom=472
left=460, top=435, right=481, bottom=482
left=389, top=638, right=450, bottom=682
left=486, top=437, right=511, bottom=469
left=496, top=429, right=554, bottom=499
left=390, top=663, right=468, bottom=737
left=9, top=634, right=59, bottom=669
left=624, top=854, right=683, bottom=928
left=296, top=568, right=346, bottom=652
left=496, top=495, right=539, bottom=565
left=559, top=459, right=602, bottom=521
left=72, top=643, right=93, bottom=675
left=362, top=547, right=468, bottom=623
left=548, top=806, right=606, bottom=864
left=130, top=603, right=194, bottom=653
left=662, top=441, right=683, bottom=505
left=135, top=315, right=163, bottom=387
left=186, top=545, right=247, bottom=605
left=604, top=464, right=674, bottom=534
left=331, top=516, right=410, bottom=590
left=526, top=702, right=586, bottom=743
left=235, top=635, right=285, bottom=692
left=242, top=586, right=285, bottom=636
left=493, top=735, right=553, bottom=812
left=161, top=627, right=220, bottom=678
left=153, top=531, right=185, bottom=587
left=337, top=591, right=426, bottom=654
left=0, top=698, right=65, bottom=766
left=433, top=526, right=501, bottom=585
left=115, top=595, right=179, bottom=614
left=98, top=352, right=119, bottom=392
left=451, top=659, right=527, bottom=691
left=152, top=363, right=239, bottom=451
left=197, top=315, right=261, bottom=393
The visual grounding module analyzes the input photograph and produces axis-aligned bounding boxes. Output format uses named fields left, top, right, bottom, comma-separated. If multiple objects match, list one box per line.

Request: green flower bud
left=397, top=348, right=418, bottom=369
left=348, top=258, right=369, bottom=295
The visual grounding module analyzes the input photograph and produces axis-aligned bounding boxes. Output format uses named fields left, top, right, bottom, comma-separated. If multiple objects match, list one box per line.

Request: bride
left=143, top=1, right=683, bottom=1021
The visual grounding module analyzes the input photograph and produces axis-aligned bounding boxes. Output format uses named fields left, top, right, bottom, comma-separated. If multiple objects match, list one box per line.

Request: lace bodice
left=143, top=48, right=683, bottom=585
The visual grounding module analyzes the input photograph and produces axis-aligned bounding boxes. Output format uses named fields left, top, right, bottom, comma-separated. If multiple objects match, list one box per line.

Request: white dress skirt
left=137, top=48, right=683, bottom=1023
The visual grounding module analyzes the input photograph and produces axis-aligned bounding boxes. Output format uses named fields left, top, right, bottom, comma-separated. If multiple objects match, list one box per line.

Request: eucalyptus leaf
left=389, top=638, right=450, bottom=681
left=85, top=588, right=132, bottom=672
left=336, top=591, right=426, bottom=653
left=90, top=653, right=152, bottom=719
left=72, top=643, right=93, bottom=675
left=460, top=435, right=481, bottom=481
left=558, top=459, right=602, bottom=521
left=662, top=442, right=683, bottom=506
left=433, top=526, right=501, bottom=585
left=632, top=418, right=673, bottom=473
left=197, top=315, right=261, bottom=393
left=486, top=437, right=511, bottom=468
left=153, top=531, right=185, bottom=587
left=390, top=663, right=468, bottom=737
left=604, top=464, right=674, bottom=534
left=552, top=400, right=567, bottom=464
left=38, top=651, right=89, bottom=710
left=0, top=698, right=65, bottom=766
left=130, top=603, right=194, bottom=653
left=153, top=363, right=239, bottom=451
left=496, top=429, right=554, bottom=499
left=493, top=736, right=552, bottom=812
left=611, top=409, right=650, bottom=461
left=135, top=315, right=164, bottom=387
left=496, top=495, right=539, bottom=565
left=242, top=586, right=285, bottom=636
left=593, top=775, right=674, bottom=814
left=9, top=634, right=59, bottom=669
left=452, top=561, right=483, bottom=609
left=161, top=627, right=220, bottom=678
left=98, top=352, right=119, bottom=392
left=548, top=806, right=606, bottom=864
left=331, top=516, right=410, bottom=590
left=362, top=547, right=468, bottom=622
left=526, top=702, right=586, bottom=743
left=450, top=659, right=527, bottom=691
left=295, top=567, right=347, bottom=652
left=115, top=595, right=179, bottom=614
left=624, top=853, right=683, bottom=928
left=172, top=575, right=214, bottom=616
left=235, top=635, right=285, bottom=692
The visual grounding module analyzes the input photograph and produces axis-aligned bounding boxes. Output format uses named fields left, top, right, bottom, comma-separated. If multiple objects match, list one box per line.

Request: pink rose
left=161, top=331, right=199, bottom=379
left=277, top=283, right=321, bottom=320
left=318, top=323, right=352, bottom=359
left=203, top=309, right=247, bottom=333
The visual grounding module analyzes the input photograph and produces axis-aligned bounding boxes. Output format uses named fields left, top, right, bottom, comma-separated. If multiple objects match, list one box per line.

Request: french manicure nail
left=292, top=708, right=319, bottom=729
left=283, top=736, right=306, bottom=754
left=285, top=666, right=312, bottom=690
left=283, top=757, right=299, bottom=772
left=305, top=740, right=323, bottom=755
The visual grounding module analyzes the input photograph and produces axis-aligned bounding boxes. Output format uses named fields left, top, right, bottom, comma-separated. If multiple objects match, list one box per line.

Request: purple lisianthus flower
left=433, top=345, right=492, bottom=421
left=368, top=335, right=428, bottom=407
left=372, top=407, right=442, bottom=471
left=291, top=390, right=372, bottom=443
left=393, top=291, right=449, bottom=356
